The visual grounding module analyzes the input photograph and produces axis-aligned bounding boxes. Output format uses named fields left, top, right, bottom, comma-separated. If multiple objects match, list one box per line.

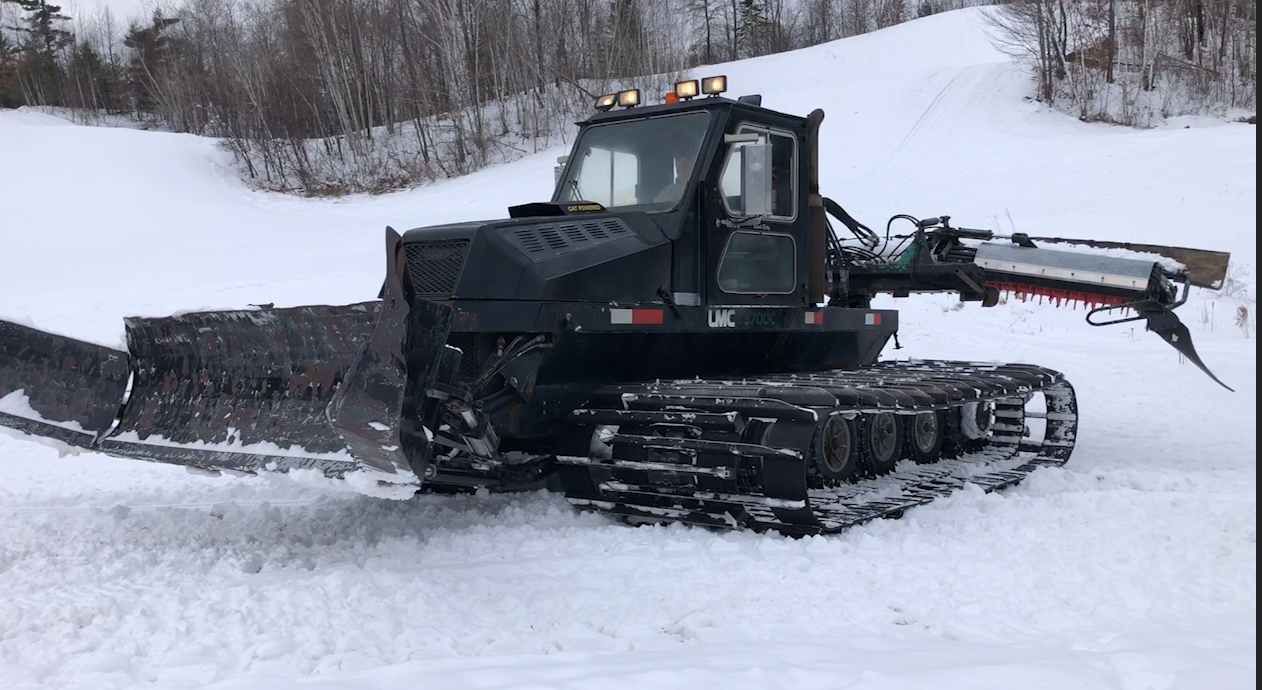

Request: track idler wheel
left=812, top=414, right=858, bottom=485
left=859, top=412, right=902, bottom=476
left=906, top=411, right=945, bottom=464
left=959, top=401, right=994, bottom=440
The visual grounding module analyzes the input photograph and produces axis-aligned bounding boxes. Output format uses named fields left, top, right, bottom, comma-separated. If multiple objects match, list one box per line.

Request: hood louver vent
left=505, top=219, right=632, bottom=261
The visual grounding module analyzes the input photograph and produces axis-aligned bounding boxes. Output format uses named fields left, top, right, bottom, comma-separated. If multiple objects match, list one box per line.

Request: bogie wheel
left=859, top=412, right=903, bottom=476
left=812, top=414, right=858, bottom=485
left=906, top=411, right=945, bottom=464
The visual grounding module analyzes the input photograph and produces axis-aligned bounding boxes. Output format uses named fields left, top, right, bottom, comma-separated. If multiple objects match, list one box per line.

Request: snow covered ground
left=0, top=9, right=1255, bottom=690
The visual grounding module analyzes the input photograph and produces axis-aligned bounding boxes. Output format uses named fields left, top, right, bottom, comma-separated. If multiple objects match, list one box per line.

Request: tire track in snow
left=860, top=63, right=1003, bottom=184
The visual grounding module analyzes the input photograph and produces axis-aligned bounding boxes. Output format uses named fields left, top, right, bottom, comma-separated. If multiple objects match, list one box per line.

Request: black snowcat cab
left=0, top=77, right=1233, bottom=535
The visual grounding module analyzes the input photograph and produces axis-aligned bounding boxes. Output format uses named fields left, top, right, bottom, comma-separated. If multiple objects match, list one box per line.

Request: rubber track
left=556, top=361, right=1078, bottom=536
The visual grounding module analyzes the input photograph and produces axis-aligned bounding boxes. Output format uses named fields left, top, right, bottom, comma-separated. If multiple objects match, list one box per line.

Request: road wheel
left=907, top=411, right=944, bottom=464
left=860, top=412, right=902, bottom=476
left=813, top=414, right=858, bottom=484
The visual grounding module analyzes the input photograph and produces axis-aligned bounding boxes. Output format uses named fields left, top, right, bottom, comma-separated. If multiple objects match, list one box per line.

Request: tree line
left=989, top=0, right=1255, bottom=125
left=1, top=0, right=1254, bottom=193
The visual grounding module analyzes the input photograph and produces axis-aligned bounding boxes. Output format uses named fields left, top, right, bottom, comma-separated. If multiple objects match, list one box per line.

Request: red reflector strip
left=610, top=308, right=664, bottom=325
left=865, top=313, right=881, bottom=326
left=804, top=311, right=824, bottom=325
left=632, top=309, right=663, bottom=324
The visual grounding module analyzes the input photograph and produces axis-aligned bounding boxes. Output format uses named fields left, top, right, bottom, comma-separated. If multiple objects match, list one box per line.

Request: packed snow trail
left=0, top=9, right=1254, bottom=690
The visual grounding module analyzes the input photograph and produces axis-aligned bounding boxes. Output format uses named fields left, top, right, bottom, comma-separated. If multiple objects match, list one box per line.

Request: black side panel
left=451, top=213, right=671, bottom=303
left=0, top=319, right=130, bottom=447
left=492, top=328, right=892, bottom=440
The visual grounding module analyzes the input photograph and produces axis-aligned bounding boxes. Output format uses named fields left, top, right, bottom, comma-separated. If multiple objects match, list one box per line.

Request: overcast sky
left=59, top=0, right=182, bottom=24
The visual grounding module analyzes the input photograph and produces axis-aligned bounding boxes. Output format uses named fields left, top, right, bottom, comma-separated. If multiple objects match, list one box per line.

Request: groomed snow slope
left=0, top=9, right=1255, bottom=690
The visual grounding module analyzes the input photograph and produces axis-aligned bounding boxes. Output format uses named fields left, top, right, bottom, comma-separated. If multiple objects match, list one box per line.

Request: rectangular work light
left=674, top=79, right=699, bottom=100
left=594, top=94, right=617, bottom=111
left=701, top=75, right=727, bottom=95
left=617, top=89, right=641, bottom=107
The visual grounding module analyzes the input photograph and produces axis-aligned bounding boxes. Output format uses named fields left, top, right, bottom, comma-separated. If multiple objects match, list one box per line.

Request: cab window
left=718, top=231, right=796, bottom=294
left=557, top=112, right=710, bottom=210
left=719, top=126, right=796, bottom=219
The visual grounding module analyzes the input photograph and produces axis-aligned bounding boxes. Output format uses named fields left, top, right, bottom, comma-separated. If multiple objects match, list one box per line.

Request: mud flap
left=0, top=320, right=130, bottom=450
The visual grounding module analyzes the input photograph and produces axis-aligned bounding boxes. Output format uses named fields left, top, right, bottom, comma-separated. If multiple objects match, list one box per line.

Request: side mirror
left=740, top=142, right=773, bottom=217
left=553, top=155, right=569, bottom=188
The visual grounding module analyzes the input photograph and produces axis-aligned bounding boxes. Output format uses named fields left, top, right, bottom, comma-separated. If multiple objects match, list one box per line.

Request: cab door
left=704, top=122, right=806, bottom=307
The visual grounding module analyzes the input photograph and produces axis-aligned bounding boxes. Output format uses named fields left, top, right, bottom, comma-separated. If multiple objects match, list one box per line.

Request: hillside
left=0, top=10, right=1255, bottom=690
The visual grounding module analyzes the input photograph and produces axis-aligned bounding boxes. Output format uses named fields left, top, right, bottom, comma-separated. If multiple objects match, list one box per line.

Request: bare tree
left=989, top=0, right=1254, bottom=125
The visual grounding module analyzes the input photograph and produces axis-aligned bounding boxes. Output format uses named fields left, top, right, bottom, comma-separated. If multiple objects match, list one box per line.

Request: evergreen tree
left=0, top=30, right=20, bottom=108
left=67, top=42, right=117, bottom=112
left=738, top=0, right=770, bottom=58
left=122, top=13, right=179, bottom=113
left=2, top=0, right=73, bottom=105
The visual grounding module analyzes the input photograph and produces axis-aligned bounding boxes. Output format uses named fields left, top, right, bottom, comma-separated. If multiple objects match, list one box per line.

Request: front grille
left=404, top=239, right=470, bottom=295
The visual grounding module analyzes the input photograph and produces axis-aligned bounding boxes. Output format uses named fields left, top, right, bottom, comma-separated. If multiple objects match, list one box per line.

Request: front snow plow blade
left=100, top=303, right=384, bottom=474
left=0, top=229, right=454, bottom=486
left=0, top=320, right=130, bottom=449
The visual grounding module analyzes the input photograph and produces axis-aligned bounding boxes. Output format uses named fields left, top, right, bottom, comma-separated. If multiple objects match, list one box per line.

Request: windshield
left=557, top=112, right=710, bottom=211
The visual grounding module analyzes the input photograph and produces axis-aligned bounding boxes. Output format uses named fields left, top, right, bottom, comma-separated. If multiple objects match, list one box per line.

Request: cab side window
left=717, top=231, right=796, bottom=294
left=718, top=127, right=796, bottom=219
